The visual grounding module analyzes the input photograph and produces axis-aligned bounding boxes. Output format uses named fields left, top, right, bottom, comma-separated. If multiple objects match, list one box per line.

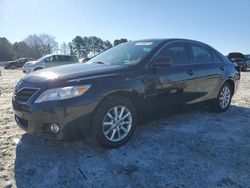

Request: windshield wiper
left=93, top=61, right=107, bottom=65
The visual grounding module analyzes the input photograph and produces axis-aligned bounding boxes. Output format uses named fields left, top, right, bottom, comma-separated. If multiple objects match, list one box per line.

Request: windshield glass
left=36, top=55, right=50, bottom=62
left=87, top=41, right=160, bottom=65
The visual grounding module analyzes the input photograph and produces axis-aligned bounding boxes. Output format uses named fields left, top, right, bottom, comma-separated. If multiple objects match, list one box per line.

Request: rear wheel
left=92, top=96, right=137, bottom=148
left=211, top=82, right=232, bottom=112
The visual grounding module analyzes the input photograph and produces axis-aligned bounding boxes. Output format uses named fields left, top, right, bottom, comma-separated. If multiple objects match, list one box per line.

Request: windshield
left=36, top=55, right=50, bottom=62
left=87, top=41, right=160, bottom=65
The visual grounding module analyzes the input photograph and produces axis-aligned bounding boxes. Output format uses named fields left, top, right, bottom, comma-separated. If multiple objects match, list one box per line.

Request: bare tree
left=24, top=34, right=58, bottom=57
left=39, top=34, right=58, bottom=55
left=24, top=34, right=42, bottom=58
left=59, top=42, right=70, bottom=55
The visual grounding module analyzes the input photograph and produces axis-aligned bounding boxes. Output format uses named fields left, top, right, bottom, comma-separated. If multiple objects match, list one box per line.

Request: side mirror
left=153, top=57, right=172, bottom=67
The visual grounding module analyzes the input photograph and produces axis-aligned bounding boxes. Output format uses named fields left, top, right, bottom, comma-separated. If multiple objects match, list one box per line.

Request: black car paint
left=12, top=39, right=239, bottom=140
left=4, top=58, right=33, bottom=69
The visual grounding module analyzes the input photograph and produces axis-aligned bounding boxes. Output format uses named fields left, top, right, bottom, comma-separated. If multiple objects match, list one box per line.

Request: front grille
left=14, top=88, right=39, bottom=103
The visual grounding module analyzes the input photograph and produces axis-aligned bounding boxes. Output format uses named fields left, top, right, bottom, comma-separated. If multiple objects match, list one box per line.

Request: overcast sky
left=0, top=0, right=250, bottom=54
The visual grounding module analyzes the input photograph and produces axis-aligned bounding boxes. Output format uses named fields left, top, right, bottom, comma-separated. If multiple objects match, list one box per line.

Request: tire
left=92, top=96, right=137, bottom=148
left=211, top=82, right=232, bottom=112
left=10, top=65, right=16, bottom=69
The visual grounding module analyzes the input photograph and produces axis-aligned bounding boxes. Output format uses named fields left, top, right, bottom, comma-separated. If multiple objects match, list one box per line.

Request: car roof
left=47, top=54, right=75, bottom=57
left=134, top=38, right=209, bottom=46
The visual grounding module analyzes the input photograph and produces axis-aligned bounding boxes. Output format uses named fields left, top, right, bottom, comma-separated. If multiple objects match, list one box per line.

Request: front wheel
left=211, top=82, right=232, bottom=112
left=10, top=65, right=16, bottom=69
left=92, top=96, right=137, bottom=148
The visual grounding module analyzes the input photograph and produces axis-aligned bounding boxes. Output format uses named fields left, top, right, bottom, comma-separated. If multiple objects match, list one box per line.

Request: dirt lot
left=0, top=68, right=250, bottom=188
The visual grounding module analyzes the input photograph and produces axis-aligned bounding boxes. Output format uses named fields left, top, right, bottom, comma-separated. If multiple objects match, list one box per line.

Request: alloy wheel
left=102, top=105, right=132, bottom=142
left=219, top=86, right=231, bottom=109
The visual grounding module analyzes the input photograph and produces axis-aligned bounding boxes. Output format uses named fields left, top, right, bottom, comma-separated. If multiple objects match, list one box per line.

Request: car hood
left=25, top=60, right=38, bottom=66
left=22, top=63, right=128, bottom=83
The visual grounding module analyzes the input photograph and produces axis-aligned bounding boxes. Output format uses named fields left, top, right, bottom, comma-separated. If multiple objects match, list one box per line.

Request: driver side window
left=155, top=42, right=189, bottom=66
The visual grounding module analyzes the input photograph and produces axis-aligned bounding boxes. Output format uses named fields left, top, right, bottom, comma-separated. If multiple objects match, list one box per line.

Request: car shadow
left=14, top=104, right=250, bottom=187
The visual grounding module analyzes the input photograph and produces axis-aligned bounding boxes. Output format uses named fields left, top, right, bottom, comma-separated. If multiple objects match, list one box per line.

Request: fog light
left=50, top=124, right=60, bottom=134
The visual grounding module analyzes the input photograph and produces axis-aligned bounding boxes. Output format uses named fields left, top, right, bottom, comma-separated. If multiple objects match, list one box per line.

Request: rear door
left=188, top=43, right=225, bottom=102
left=145, top=42, right=197, bottom=112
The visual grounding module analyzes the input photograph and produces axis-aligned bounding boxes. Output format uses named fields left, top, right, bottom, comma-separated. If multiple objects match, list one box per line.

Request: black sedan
left=12, top=39, right=240, bottom=148
left=4, top=58, right=34, bottom=69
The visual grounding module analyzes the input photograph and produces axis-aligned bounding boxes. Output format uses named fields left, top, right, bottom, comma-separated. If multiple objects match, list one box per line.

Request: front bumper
left=12, top=97, right=98, bottom=140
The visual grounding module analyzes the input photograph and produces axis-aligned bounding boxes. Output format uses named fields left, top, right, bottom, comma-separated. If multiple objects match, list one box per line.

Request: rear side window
left=155, top=42, right=189, bottom=65
left=62, top=56, right=74, bottom=62
left=190, top=44, right=213, bottom=64
left=72, top=56, right=78, bottom=62
left=52, top=55, right=61, bottom=62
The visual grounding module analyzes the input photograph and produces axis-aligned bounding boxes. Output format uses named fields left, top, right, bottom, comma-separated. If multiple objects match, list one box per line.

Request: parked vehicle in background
left=228, top=52, right=247, bottom=71
left=245, top=54, right=250, bottom=68
left=4, top=58, right=34, bottom=69
left=23, top=54, right=79, bottom=73
left=13, top=39, right=240, bottom=148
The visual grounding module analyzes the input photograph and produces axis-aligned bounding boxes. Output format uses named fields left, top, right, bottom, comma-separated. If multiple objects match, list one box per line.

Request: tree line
left=0, top=34, right=128, bottom=61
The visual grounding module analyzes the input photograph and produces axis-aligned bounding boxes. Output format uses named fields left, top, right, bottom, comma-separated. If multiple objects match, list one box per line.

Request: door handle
left=220, top=65, right=225, bottom=71
left=187, top=69, right=194, bottom=76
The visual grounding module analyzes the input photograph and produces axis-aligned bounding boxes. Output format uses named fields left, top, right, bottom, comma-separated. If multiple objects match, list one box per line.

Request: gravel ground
left=0, top=68, right=250, bottom=188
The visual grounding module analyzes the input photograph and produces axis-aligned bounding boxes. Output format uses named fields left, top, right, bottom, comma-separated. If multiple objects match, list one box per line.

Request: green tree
left=71, top=36, right=88, bottom=58
left=68, top=42, right=74, bottom=55
left=113, top=38, right=128, bottom=46
left=88, top=36, right=105, bottom=56
left=0, top=37, right=14, bottom=61
left=103, top=40, right=113, bottom=50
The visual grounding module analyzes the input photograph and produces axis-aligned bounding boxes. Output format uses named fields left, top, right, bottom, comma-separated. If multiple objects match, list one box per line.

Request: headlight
left=34, top=85, right=91, bottom=103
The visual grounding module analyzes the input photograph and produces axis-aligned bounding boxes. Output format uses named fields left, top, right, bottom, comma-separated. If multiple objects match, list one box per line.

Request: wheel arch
left=223, top=79, right=235, bottom=96
left=90, top=89, right=143, bottom=126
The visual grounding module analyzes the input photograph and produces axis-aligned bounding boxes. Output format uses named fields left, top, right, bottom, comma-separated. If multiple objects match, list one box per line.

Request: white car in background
left=23, top=54, right=79, bottom=73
